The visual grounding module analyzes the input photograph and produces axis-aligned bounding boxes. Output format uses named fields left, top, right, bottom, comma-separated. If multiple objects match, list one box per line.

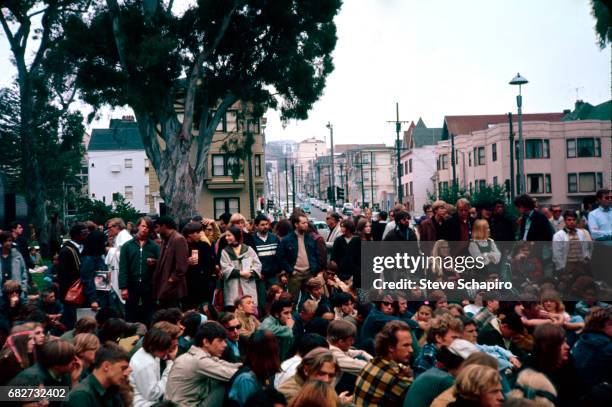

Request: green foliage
left=0, top=84, right=86, bottom=213
left=427, top=183, right=467, bottom=205
left=470, top=184, right=508, bottom=209
left=74, top=194, right=140, bottom=225
left=591, top=0, right=612, bottom=48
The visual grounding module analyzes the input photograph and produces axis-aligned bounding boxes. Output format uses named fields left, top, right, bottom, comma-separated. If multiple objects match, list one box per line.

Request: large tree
left=66, top=0, right=341, bottom=219
left=0, top=1, right=88, bottom=237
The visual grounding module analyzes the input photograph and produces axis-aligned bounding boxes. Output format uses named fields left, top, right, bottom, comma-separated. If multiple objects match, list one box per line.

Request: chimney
left=122, top=115, right=135, bottom=122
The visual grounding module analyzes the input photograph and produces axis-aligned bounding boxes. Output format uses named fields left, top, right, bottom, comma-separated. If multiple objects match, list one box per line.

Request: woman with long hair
left=73, top=333, right=100, bottom=380
left=220, top=227, right=262, bottom=309
left=356, top=218, right=373, bottom=241
left=0, top=325, right=35, bottom=385
left=228, top=330, right=281, bottom=406
left=527, top=323, right=584, bottom=406
left=430, top=240, right=458, bottom=281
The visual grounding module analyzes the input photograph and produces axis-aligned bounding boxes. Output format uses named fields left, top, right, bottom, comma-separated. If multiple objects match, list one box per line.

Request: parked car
left=302, top=203, right=311, bottom=213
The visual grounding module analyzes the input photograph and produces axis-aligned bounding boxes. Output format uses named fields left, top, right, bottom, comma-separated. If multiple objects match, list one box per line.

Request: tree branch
left=179, top=0, right=240, bottom=144
left=31, top=4, right=58, bottom=72
left=106, top=0, right=130, bottom=75
left=27, top=7, right=49, bottom=19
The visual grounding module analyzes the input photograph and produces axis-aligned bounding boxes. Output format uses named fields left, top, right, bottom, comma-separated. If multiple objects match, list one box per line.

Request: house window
left=409, top=181, right=413, bottom=196
left=214, top=198, right=240, bottom=219
left=478, top=179, right=486, bottom=191
left=145, top=186, right=150, bottom=206
left=439, top=154, right=448, bottom=170
left=124, top=186, right=134, bottom=199
left=477, top=147, right=485, bottom=165
left=254, top=155, right=262, bottom=177
left=212, top=154, right=238, bottom=176
left=567, top=138, right=601, bottom=158
left=247, top=119, right=260, bottom=134
left=493, top=176, right=498, bottom=185
left=492, top=143, right=497, bottom=162
left=469, top=182, right=473, bottom=193
left=124, top=158, right=133, bottom=168
left=408, top=159, right=412, bottom=173
left=144, top=158, right=150, bottom=173
left=568, top=172, right=604, bottom=193
left=527, top=174, right=551, bottom=194
left=525, top=139, right=550, bottom=159
left=404, top=161, right=408, bottom=175
left=468, top=152, right=472, bottom=167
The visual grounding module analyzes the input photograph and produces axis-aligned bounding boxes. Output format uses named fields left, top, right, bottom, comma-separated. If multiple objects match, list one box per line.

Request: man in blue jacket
left=277, top=213, right=320, bottom=298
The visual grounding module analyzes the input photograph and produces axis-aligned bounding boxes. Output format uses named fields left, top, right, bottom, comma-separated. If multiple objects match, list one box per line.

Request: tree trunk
left=18, top=75, right=48, bottom=243
left=134, top=110, right=207, bottom=221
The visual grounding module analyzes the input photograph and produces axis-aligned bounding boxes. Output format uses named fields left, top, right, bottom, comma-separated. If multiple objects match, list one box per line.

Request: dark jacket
left=9, top=363, right=71, bottom=407
left=64, top=372, right=125, bottom=407
left=251, top=232, right=280, bottom=280
left=571, top=332, right=612, bottom=387
left=277, top=232, right=319, bottom=275
left=383, top=226, right=417, bottom=242
left=371, top=221, right=387, bottom=241
left=185, top=240, right=216, bottom=307
left=154, top=230, right=189, bottom=300
left=490, top=214, right=517, bottom=241
left=119, top=238, right=160, bottom=289
left=477, top=323, right=530, bottom=362
left=519, top=210, right=554, bottom=241
left=439, top=214, right=474, bottom=242
left=57, top=241, right=82, bottom=300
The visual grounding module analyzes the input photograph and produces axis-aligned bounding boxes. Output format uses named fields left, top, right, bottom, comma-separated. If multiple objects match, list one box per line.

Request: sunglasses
left=227, top=324, right=242, bottom=331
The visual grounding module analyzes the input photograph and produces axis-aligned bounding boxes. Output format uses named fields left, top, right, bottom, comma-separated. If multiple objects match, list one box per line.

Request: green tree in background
left=0, top=1, right=89, bottom=237
left=64, top=0, right=342, bottom=219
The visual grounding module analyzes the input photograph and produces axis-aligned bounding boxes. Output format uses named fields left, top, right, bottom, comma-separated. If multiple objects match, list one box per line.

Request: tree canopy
left=64, top=0, right=342, bottom=218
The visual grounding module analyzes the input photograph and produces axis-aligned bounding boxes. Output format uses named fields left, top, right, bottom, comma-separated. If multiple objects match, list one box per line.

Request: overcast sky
left=1, top=0, right=609, bottom=147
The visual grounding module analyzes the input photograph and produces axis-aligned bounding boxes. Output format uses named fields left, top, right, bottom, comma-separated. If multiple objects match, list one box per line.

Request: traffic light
left=266, top=199, right=274, bottom=210
left=326, top=186, right=332, bottom=201
left=336, top=187, right=344, bottom=201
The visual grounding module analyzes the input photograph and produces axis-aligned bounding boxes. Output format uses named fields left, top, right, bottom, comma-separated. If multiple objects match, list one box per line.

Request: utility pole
left=370, top=151, right=374, bottom=209
left=326, top=122, right=335, bottom=207
left=451, top=134, right=457, bottom=191
left=284, top=156, right=289, bottom=214
left=339, top=163, right=344, bottom=203
left=508, top=113, right=515, bottom=200
left=291, top=163, right=296, bottom=211
left=386, top=102, right=410, bottom=204
left=317, top=163, right=321, bottom=200
left=359, top=152, right=365, bottom=206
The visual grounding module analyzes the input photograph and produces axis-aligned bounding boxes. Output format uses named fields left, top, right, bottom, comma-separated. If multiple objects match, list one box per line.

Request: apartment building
left=434, top=103, right=611, bottom=207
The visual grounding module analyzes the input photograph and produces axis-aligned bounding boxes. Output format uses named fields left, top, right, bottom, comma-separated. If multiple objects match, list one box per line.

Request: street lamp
left=326, top=122, right=335, bottom=207
left=509, top=73, right=528, bottom=195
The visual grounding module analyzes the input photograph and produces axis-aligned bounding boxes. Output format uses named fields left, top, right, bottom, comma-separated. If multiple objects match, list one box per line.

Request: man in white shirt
left=588, top=189, right=612, bottom=241
left=327, top=319, right=372, bottom=388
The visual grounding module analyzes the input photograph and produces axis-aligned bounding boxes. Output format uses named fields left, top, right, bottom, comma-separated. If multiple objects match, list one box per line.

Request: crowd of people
left=0, top=188, right=609, bottom=407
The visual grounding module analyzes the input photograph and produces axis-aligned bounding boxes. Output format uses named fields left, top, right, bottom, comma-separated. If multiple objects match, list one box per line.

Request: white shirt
left=274, top=355, right=302, bottom=387
left=326, top=224, right=342, bottom=249
left=129, top=347, right=174, bottom=407
left=105, top=229, right=133, bottom=301
left=382, top=221, right=396, bottom=240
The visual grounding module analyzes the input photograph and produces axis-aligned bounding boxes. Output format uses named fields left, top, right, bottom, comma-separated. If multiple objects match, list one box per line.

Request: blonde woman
left=73, top=333, right=100, bottom=380
left=468, top=219, right=501, bottom=268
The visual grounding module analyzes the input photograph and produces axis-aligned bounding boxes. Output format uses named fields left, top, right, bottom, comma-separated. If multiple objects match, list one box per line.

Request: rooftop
left=88, top=117, right=144, bottom=151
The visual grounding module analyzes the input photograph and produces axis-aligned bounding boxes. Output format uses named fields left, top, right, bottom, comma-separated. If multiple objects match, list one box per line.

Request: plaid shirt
left=472, top=307, right=495, bottom=331
left=353, top=356, right=413, bottom=407
left=413, top=343, right=438, bottom=376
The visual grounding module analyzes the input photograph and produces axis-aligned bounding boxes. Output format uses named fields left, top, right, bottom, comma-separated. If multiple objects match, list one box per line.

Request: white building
left=296, top=137, right=327, bottom=196
left=87, top=117, right=151, bottom=213
left=400, top=118, right=442, bottom=214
